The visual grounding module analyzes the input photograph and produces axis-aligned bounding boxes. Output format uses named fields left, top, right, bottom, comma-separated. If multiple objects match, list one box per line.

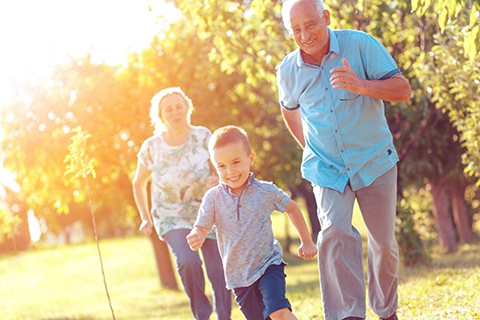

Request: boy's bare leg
left=269, top=308, right=298, bottom=320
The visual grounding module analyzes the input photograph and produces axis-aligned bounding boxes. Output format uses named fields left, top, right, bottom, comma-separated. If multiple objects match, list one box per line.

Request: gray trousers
left=312, top=166, right=399, bottom=320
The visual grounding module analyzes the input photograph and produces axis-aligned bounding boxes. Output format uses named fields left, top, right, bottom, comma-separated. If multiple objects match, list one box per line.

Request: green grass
left=1, top=209, right=479, bottom=320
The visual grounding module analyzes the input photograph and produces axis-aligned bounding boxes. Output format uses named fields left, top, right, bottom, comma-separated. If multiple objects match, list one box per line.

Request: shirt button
left=325, top=88, right=328, bottom=91
left=330, top=110, right=333, bottom=112
left=347, top=168, right=351, bottom=171
left=341, top=150, right=344, bottom=152
left=335, top=129, right=338, bottom=133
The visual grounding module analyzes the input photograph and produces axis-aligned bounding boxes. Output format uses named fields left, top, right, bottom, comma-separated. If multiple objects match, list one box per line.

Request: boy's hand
left=186, top=227, right=208, bottom=251
left=298, top=241, right=318, bottom=260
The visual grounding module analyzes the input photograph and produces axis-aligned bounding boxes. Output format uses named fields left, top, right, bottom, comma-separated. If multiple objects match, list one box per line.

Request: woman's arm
left=132, top=159, right=153, bottom=235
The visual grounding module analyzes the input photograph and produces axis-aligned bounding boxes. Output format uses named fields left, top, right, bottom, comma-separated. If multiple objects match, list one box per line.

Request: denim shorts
left=233, top=263, right=291, bottom=320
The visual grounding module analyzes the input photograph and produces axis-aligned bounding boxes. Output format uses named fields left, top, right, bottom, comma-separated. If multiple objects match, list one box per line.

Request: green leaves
left=64, top=127, right=96, bottom=180
left=412, top=0, right=479, bottom=61
left=0, top=206, right=21, bottom=242
left=465, top=25, right=479, bottom=61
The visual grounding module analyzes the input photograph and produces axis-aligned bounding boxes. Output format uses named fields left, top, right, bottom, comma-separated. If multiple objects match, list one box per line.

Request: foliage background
left=0, top=0, right=479, bottom=257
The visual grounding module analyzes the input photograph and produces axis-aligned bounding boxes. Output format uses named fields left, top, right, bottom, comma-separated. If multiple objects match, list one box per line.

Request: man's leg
left=313, top=184, right=366, bottom=320
left=356, top=166, right=399, bottom=319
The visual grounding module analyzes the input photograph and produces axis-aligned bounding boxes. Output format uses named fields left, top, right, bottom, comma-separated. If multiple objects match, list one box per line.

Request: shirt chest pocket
left=335, top=65, right=363, bottom=102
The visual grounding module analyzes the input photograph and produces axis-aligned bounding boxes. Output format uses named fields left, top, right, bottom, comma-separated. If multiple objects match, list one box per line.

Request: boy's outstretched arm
left=284, top=200, right=318, bottom=260
left=186, top=226, right=210, bottom=251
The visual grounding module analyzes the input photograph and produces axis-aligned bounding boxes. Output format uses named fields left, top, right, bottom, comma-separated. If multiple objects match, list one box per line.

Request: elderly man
left=276, top=0, right=411, bottom=319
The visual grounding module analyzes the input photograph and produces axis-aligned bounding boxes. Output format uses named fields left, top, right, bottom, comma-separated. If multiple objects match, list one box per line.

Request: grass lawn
left=1, top=209, right=479, bottom=320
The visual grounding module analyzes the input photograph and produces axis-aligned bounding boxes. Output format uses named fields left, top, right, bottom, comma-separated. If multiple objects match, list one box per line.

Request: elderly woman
left=133, top=87, right=231, bottom=320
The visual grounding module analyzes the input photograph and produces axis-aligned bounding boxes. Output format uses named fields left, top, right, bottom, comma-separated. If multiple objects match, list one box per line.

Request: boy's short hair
left=209, top=125, right=252, bottom=155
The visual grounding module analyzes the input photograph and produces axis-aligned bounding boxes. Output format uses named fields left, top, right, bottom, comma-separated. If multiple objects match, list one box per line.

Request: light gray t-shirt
left=195, top=173, right=290, bottom=289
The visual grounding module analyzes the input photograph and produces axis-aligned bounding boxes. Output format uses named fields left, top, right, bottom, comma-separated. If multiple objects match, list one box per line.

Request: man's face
left=289, top=0, right=331, bottom=59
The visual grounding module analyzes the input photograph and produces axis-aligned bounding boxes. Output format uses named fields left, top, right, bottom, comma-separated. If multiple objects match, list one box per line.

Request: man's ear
left=323, top=9, right=331, bottom=26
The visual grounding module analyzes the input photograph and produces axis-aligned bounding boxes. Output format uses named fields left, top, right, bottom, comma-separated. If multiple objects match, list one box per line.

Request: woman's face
left=159, top=93, right=189, bottom=131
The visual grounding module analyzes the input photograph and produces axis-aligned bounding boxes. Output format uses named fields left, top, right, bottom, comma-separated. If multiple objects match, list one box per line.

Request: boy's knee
left=269, top=307, right=296, bottom=320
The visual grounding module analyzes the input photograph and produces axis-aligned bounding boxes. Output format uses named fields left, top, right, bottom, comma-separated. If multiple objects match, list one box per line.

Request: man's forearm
left=358, top=75, right=411, bottom=103
left=281, top=108, right=305, bottom=148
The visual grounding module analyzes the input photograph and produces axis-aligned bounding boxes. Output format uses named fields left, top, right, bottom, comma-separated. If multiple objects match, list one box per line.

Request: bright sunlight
left=0, top=0, right=180, bottom=100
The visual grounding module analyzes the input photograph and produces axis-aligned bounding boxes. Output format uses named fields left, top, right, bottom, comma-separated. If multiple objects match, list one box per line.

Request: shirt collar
left=296, top=28, right=339, bottom=67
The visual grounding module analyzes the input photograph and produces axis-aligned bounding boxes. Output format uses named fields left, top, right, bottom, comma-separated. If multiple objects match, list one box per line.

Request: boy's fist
left=298, top=242, right=318, bottom=260
left=186, top=226, right=208, bottom=251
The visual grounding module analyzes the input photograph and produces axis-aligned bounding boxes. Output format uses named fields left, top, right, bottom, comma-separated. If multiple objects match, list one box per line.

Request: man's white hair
left=282, top=0, right=325, bottom=31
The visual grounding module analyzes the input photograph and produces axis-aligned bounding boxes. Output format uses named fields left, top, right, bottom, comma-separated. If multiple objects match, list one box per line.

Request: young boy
left=187, top=125, right=317, bottom=320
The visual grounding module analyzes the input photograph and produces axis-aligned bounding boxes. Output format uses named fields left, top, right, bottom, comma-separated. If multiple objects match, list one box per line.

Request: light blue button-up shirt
left=277, top=28, right=400, bottom=192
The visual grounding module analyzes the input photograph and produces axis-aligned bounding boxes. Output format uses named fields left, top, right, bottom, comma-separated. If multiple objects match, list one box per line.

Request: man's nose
left=301, top=29, right=310, bottom=40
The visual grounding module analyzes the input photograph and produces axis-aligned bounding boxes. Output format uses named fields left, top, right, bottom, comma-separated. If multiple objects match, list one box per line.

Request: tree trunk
left=449, top=179, right=473, bottom=244
left=149, top=231, right=179, bottom=290
left=429, top=182, right=458, bottom=253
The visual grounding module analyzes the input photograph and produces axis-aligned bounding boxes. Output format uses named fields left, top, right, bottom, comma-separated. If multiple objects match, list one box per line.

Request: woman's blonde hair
left=149, top=87, right=194, bottom=134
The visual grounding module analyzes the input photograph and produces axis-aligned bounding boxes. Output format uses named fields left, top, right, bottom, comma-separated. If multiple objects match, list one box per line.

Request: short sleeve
left=276, top=63, right=300, bottom=111
left=195, top=188, right=216, bottom=230
left=137, top=139, right=154, bottom=170
left=361, top=33, right=401, bottom=80
left=271, top=183, right=291, bottom=213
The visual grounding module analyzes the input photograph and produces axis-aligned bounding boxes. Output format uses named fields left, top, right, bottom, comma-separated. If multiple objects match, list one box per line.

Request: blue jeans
left=233, top=263, right=291, bottom=320
left=163, top=229, right=232, bottom=320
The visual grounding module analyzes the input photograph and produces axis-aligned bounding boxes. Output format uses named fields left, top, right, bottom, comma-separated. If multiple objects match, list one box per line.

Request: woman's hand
left=139, top=218, right=153, bottom=236
left=207, top=175, right=219, bottom=188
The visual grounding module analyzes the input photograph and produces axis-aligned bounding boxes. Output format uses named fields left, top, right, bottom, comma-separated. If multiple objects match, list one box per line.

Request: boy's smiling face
left=211, top=141, right=255, bottom=196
